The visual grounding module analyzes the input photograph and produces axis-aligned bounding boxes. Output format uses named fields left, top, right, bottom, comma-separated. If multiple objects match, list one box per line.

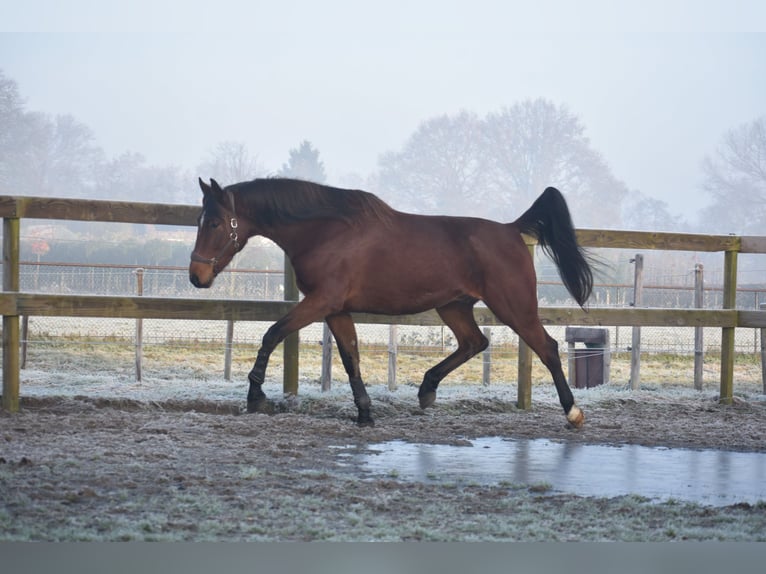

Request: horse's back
left=333, top=211, right=533, bottom=313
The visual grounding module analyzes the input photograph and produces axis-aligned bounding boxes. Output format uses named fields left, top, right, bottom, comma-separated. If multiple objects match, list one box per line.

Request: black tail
left=515, top=187, right=593, bottom=307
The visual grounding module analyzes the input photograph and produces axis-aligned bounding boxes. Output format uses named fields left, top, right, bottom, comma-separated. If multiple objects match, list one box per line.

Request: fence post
left=135, top=268, right=144, bottom=382
left=321, top=322, right=332, bottom=391
left=720, top=250, right=738, bottom=404
left=482, top=327, right=492, bottom=386
left=517, top=339, right=533, bottom=409
left=517, top=239, right=535, bottom=410
left=755, top=293, right=760, bottom=354
left=693, top=263, right=704, bottom=390
left=760, top=302, right=766, bottom=394
left=388, top=324, right=398, bottom=391
left=567, top=338, right=576, bottom=388
left=2, top=217, right=21, bottom=412
left=21, top=315, right=28, bottom=369
left=224, top=320, right=234, bottom=381
left=630, top=254, right=644, bottom=390
left=283, top=255, right=300, bottom=396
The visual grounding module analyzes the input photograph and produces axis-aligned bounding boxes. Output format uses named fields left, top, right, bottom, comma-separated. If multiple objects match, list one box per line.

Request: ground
left=2, top=377, right=766, bottom=541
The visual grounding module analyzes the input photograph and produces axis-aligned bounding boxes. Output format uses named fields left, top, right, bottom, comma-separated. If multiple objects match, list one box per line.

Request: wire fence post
left=321, top=322, right=332, bottom=391
left=760, top=302, right=766, bottom=394
left=224, top=320, right=234, bottom=381
left=20, top=315, right=28, bottom=369
left=694, top=263, right=704, bottom=390
left=567, top=337, right=576, bottom=388
left=482, top=327, right=492, bottom=386
left=388, top=324, right=398, bottom=391
left=135, top=268, right=144, bottom=382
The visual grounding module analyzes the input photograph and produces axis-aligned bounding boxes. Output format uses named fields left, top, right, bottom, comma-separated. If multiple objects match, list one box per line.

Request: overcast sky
left=1, top=1, right=765, bottom=220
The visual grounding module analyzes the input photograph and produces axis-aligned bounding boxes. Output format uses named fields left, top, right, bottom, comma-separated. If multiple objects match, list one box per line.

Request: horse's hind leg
left=485, top=296, right=584, bottom=428
left=418, top=300, right=488, bottom=409
left=535, top=329, right=583, bottom=427
left=325, top=312, right=374, bottom=427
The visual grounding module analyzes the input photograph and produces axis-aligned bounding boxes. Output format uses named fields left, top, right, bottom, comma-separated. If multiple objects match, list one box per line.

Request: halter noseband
left=190, top=190, right=240, bottom=274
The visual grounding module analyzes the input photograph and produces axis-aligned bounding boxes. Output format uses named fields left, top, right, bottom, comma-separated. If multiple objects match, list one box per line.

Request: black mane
left=227, top=178, right=393, bottom=227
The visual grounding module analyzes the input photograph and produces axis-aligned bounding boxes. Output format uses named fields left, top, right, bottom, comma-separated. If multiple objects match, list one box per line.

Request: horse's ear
left=209, top=178, right=226, bottom=204
left=198, top=178, right=226, bottom=204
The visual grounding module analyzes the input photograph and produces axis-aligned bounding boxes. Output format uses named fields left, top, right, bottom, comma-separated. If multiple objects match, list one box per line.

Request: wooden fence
left=2, top=194, right=766, bottom=413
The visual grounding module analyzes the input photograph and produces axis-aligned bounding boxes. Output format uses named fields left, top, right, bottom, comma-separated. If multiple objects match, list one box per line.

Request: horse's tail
left=514, top=187, right=593, bottom=307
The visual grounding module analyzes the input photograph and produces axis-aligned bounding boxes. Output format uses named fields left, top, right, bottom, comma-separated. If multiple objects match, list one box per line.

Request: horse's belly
left=345, top=285, right=467, bottom=316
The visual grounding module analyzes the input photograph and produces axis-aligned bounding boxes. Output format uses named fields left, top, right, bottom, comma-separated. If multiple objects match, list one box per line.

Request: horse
left=189, top=177, right=593, bottom=428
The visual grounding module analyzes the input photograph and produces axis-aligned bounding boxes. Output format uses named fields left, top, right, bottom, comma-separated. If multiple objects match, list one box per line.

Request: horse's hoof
left=419, top=391, right=436, bottom=409
left=356, top=408, right=375, bottom=427
left=247, top=399, right=270, bottom=414
left=356, top=415, right=375, bottom=428
left=566, top=405, right=584, bottom=429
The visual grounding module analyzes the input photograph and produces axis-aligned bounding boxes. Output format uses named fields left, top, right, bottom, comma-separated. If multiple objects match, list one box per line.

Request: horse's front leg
left=246, top=298, right=329, bottom=414
left=247, top=339, right=276, bottom=413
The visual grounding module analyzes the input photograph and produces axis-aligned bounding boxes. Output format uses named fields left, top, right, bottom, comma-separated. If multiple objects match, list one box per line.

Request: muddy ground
left=2, top=383, right=766, bottom=541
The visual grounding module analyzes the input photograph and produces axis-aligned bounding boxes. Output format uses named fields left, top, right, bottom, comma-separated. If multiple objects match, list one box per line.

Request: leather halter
left=190, top=190, right=240, bottom=274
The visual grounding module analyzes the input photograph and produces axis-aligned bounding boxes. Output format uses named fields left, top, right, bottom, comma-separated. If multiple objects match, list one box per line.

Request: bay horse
left=189, top=177, right=593, bottom=428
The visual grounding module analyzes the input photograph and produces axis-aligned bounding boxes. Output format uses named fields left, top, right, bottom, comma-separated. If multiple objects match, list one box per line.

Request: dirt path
left=2, top=384, right=766, bottom=541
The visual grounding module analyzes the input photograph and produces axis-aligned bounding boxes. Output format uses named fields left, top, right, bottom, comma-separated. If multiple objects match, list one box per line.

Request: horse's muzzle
left=189, top=261, right=215, bottom=289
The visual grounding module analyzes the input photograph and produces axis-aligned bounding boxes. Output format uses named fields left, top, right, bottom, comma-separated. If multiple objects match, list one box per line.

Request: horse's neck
left=257, top=219, right=338, bottom=260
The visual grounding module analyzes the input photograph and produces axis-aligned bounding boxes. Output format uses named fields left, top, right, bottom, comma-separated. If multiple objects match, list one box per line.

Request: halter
left=190, top=190, right=240, bottom=274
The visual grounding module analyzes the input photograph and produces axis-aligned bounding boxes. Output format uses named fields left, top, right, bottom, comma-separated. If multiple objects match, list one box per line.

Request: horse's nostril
left=190, top=272, right=212, bottom=289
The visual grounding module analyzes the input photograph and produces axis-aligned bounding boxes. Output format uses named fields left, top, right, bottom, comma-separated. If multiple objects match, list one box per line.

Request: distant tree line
left=2, top=68, right=765, bottom=241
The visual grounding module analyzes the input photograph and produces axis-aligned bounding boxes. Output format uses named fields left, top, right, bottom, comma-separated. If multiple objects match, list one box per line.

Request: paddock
left=2, top=375, right=766, bottom=541
left=2, top=195, right=766, bottom=541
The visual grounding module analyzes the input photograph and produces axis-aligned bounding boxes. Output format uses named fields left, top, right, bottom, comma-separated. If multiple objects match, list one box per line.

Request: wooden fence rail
left=2, top=194, right=766, bottom=413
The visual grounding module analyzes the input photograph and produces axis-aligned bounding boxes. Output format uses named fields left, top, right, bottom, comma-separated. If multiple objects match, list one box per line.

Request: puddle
left=344, top=437, right=766, bottom=506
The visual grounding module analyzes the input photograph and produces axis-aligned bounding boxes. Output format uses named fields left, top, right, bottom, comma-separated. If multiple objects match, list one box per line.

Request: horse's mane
left=228, top=178, right=394, bottom=227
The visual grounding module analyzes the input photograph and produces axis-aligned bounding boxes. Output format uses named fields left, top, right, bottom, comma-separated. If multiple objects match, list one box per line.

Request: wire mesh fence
left=9, top=260, right=766, bottom=390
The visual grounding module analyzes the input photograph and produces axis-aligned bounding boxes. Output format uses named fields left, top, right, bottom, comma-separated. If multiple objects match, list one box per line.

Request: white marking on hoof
left=567, top=405, right=584, bottom=428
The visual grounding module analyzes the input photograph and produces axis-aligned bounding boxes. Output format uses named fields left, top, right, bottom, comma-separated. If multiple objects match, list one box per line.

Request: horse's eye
left=208, top=220, right=220, bottom=229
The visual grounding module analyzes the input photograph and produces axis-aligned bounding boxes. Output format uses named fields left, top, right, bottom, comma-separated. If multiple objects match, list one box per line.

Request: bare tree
left=376, top=111, right=490, bottom=215
left=485, top=100, right=582, bottom=204
left=700, top=116, right=766, bottom=234
left=199, top=141, right=261, bottom=186
left=484, top=99, right=628, bottom=227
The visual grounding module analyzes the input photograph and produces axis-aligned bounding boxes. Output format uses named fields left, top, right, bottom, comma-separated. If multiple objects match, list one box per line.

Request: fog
left=1, top=0, right=765, bottom=226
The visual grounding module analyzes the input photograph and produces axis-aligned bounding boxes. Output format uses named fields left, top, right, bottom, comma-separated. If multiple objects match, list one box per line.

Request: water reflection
left=349, top=438, right=766, bottom=506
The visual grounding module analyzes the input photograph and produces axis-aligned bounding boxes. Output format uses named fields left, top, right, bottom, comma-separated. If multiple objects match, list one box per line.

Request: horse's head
left=189, top=178, right=248, bottom=288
